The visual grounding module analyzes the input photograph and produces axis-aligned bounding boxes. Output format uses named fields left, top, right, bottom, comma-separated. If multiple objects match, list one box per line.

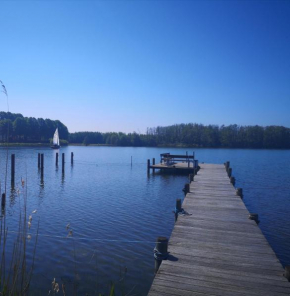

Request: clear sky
left=0, top=0, right=289, bottom=133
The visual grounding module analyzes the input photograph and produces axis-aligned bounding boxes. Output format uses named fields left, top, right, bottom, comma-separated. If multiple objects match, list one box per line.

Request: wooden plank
left=148, top=163, right=289, bottom=295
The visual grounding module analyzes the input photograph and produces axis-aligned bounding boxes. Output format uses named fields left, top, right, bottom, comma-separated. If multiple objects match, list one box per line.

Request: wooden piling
left=249, top=213, right=259, bottom=224
left=154, top=236, right=168, bottom=272
left=152, top=158, right=155, bottom=172
left=175, top=199, right=182, bottom=222
left=225, top=161, right=230, bottom=171
left=147, top=159, right=150, bottom=173
left=131, top=156, right=132, bottom=166
left=236, top=188, right=243, bottom=198
left=1, top=193, right=5, bottom=207
left=38, top=153, right=40, bottom=168
left=189, top=173, right=194, bottom=182
left=228, top=167, right=232, bottom=177
left=230, top=176, right=235, bottom=185
left=62, top=153, right=65, bottom=173
left=56, top=152, right=58, bottom=166
left=284, top=266, right=290, bottom=281
left=11, top=154, right=15, bottom=184
left=41, top=153, right=44, bottom=178
left=183, top=183, right=190, bottom=194
left=71, top=152, right=74, bottom=164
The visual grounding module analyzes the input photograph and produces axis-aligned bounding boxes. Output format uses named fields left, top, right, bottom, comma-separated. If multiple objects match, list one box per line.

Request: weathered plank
left=148, top=163, right=290, bottom=295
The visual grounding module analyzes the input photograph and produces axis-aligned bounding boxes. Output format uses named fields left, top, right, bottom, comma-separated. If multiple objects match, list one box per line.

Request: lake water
left=1, top=146, right=290, bottom=295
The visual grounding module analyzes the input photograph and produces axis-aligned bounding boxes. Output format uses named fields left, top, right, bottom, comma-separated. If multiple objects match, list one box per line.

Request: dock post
left=249, top=213, right=259, bottom=224
left=189, top=173, right=194, bottom=182
left=56, top=152, right=58, bottom=166
left=11, top=154, right=15, bottom=185
left=41, top=153, right=44, bottom=178
left=147, top=159, right=150, bottom=174
left=152, top=158, right=155, bottom=173
left=236, top=188, right=243, bottom=198
left=230, top=176, right=235, bottom=185
left=62, top=153, right=65, bottom=173
left=38, top=153, right=40, bottom=168
left=71, top=152, right=74, bottom=165
left=225, top=161, right=230, bottom=171
left=154, top=237, right=168, bottom=272
left=284, top=266, right=290, bottom=281
left=183, top=183, right=190, bottom=194
left=1, top=193, right=5, bottom=208
left=131, top=156, right=132, bottom=166
left=175, top=199, right=182, bottom=222
left=228, top=168, right=232, bottom=178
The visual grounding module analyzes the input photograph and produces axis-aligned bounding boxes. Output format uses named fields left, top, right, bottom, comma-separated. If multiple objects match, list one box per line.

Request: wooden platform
left=148, top=163, right=290, bottom=295
left=150, top=162, right=194, bottom=171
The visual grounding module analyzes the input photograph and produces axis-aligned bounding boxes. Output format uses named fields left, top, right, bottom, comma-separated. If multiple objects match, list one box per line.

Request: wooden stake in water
left=56, top=152, right=58, bottom=166
left=62, top=153, right=65, bottom=173
left=131, top=156, right=132, bottom=166
left=1, top=193, right=5, bottom=207
left=41, top=153, right=44, bottom=179
left=11, top=154, right=15, bottom=185
left=38, top=153, right=40, bottom=168
left=71, top=152, right=74, bottom=165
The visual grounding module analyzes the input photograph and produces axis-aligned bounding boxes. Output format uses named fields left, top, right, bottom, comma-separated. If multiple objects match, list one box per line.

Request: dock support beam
left=152, top=158, right=155, bottom=173
left=147, top=159, right=150, bottom=174
left=228, top=168, right=232, bottom=178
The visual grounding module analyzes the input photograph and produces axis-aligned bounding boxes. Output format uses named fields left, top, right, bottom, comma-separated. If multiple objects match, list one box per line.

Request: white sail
left=53, top=128, right=60, bottom=146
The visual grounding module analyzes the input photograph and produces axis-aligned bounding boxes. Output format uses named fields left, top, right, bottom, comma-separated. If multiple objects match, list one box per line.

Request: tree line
left=1, top=112, right=290, bottom=149
left=70, top=124, right=290, bottom=149
left=0, top=112, right=69, bottom=143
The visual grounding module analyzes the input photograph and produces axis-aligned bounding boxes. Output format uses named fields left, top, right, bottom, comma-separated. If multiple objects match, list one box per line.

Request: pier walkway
left=148, top=163, right=290, bottom=296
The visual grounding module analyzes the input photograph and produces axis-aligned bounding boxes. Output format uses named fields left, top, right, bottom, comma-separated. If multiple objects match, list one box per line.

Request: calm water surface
left=1, top=146, right=290, bottom=295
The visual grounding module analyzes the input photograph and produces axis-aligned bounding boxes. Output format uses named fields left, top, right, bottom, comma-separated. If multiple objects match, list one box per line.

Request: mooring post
left=1, top=193, right=5, bottom=207
left=71, top=152, right=74, bottom=164
left=11, top=154, right=15, bottom=185
left=147, top=159, right=150, bottom=174
left=131, top=156, right=132, bottom=166
left=175, top=198, right=182, bottom=222
left=41, top=153, right=44, bottom=178
left=236, top=188, right=243, bottom=198
left=189, top=173, right=194, bottom=182
left=152, top=158, right=155, bottom=173
left=249, top=213, right=259, bottom=224
left=284, top=266, right=290, bottom=282
left=230, top=176, right=235, bottom=185
left=56, top=152, right=58, bottom=166
left=154, top=237, right=168, bottom=272
left=228, top=168, right=232, bottom=178
left=38, top=153, right=40, bottom=168
left=225, top=161, right=230, bottom=171
left=183, top=183, right=190, bottom=194
left=62, top=153, right=65, bottom=173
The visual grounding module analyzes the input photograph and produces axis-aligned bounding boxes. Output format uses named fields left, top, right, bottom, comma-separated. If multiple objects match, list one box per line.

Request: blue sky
left=1, top=0, right=289, bottom=133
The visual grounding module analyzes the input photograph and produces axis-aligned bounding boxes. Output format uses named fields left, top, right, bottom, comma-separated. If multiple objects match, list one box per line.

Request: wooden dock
left=148, top=163, right=290, bottom=295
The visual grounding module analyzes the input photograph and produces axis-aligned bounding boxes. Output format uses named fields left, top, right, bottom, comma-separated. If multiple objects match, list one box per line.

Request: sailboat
left=51, top=128, right=60, bottom=149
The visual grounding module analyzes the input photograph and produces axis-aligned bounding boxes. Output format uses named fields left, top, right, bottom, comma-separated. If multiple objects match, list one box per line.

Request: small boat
left=51, top=128, right=60, bottom=149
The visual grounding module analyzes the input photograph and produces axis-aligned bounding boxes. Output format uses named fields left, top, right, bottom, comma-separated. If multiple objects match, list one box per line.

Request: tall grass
left=0, top=80, right=39, bottom=295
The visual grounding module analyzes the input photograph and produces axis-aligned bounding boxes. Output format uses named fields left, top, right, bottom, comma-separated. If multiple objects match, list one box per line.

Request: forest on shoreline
left=1, top=111, right=290, bottom=149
